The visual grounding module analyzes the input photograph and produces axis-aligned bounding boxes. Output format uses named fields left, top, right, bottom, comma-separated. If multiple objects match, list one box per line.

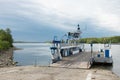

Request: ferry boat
left=93, top=43, right=113, bottom=65
left=50, top=25, right=84, bottom=63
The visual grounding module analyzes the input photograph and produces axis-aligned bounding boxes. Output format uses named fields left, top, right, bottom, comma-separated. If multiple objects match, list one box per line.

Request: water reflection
left=13, top=43, right=52, bottom=66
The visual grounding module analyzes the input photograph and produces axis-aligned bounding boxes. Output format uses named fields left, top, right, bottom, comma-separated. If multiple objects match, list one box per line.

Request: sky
left=0, top=0, right=120, bottom=42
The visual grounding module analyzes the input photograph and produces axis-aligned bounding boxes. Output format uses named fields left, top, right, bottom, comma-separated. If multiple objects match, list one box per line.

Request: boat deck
left=51, top=52, right=96, bottom=69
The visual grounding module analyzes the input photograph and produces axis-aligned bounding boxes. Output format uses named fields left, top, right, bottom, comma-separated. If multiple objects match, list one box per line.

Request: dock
left=51, top=52, right=96, bottom=69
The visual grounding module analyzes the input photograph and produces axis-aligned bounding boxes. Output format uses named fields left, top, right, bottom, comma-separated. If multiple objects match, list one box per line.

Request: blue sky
left=0, top=0, right=120, bottom=42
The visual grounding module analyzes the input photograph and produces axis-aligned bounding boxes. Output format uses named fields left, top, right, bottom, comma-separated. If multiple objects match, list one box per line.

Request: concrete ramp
left=68, top=62, right=89, bottom=69
left=51, top=52, right=93, bottom=69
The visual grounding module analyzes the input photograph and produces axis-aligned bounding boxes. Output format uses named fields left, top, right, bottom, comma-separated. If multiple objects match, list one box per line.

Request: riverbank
left=0, top=48, right=16, bottom=67
left=0, top=66, right=119, bottom=80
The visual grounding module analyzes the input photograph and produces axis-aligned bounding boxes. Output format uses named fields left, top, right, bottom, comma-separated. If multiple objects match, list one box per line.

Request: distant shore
left=13, top=41, right=48, bottom=43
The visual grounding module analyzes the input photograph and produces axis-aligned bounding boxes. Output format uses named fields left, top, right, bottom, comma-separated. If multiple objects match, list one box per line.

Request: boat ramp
left=50, top=51, right=96, bottom=69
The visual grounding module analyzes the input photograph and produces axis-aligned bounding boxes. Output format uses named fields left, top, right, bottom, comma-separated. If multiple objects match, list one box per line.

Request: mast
left=67, top=24, right=82, bottom=44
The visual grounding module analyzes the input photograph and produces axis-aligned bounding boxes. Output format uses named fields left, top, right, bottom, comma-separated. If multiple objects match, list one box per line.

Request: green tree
left=5, top=28, right=13, bottom=47
left=0, top=40, right=10, bottom=50
left=0, top=28, right=13, bottom=50
left=78, top=36, right=120, bottom=44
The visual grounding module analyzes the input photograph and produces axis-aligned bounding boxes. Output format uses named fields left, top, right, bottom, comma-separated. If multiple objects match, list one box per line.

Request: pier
left=51, top=52, right=96, bottom=69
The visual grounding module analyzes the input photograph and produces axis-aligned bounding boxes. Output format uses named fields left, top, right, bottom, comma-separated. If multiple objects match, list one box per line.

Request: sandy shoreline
left=0, top=66, right=119, bottom=80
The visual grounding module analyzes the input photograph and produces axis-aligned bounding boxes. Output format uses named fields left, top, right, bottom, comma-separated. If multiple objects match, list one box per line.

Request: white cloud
left=20, top=0, right=120, bottom=32
left=94, top=11, right=120, bottom=32
left=0, top=0, right=120, bottom=32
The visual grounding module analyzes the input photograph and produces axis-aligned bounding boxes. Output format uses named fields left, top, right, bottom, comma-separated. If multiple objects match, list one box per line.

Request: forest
left=0, top=28, right=13, bottom=50
left=78, top=36, right=120, bottom=43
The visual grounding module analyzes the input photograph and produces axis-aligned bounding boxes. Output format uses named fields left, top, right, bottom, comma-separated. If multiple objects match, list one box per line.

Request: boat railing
left=60, top=43, right=77, bottom=47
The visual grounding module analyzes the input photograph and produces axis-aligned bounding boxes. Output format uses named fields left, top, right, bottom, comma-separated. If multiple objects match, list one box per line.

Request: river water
left=13, top=43, right=120, bottom=76
left=13, top=43, right=52, bottom=66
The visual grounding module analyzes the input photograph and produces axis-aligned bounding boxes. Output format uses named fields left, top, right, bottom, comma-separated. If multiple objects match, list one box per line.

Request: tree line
left=0, top=28, right=13, bottom=50
left=78, top=36, right=120, bottom=43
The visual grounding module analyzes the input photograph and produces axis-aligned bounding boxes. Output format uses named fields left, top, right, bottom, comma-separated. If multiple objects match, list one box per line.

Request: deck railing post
left=90, top=43, right=93, bottom=58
